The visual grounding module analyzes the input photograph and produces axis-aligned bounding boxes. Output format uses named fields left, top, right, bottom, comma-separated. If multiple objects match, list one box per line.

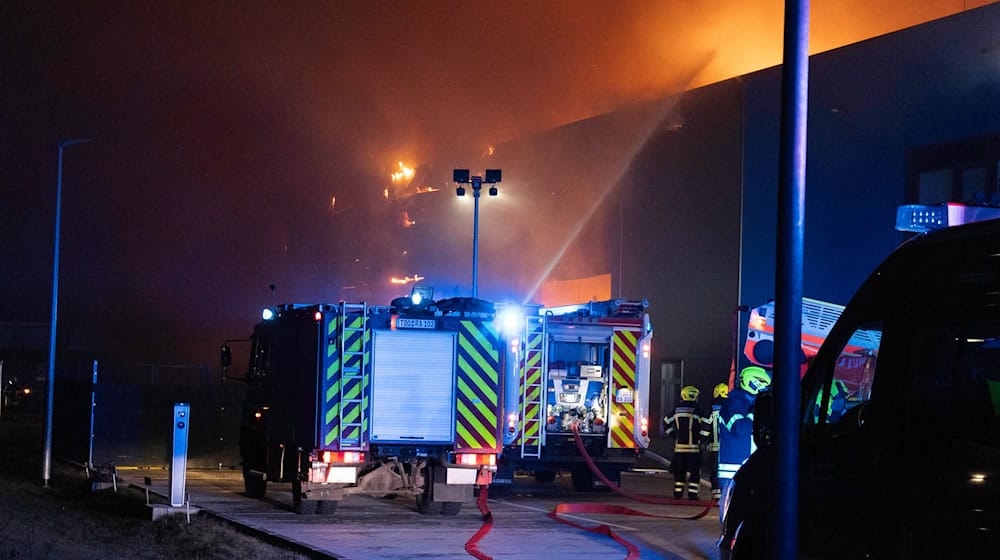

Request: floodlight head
left=410, top=286, right=434, bottom=306
left=485, top=169, right=502, bottom=183
left=488, top=186, right=498, bottom=196
left=453, top=169, right=470, bottom=183
left=456, top=186, right=466, bottom=196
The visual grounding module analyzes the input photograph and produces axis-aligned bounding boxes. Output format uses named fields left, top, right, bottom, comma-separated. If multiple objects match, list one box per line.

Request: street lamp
left=44, top=137, right=91, bottom=488
left=453, top=169, right=501, bottom=299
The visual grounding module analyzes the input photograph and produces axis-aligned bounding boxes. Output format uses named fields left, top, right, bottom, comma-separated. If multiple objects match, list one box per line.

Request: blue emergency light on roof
left=896, top=202, right=1000, bottom=233
left=262, top=308, right=275, bottom=321
left=496, top=305, right=524, bottom=337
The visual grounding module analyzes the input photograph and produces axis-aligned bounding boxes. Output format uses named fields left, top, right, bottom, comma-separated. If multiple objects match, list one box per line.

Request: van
left=719, top=217, right=1000, bottom=558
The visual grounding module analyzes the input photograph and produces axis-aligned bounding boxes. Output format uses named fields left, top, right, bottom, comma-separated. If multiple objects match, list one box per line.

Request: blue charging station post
left=169, top=403, right=190, bottom=507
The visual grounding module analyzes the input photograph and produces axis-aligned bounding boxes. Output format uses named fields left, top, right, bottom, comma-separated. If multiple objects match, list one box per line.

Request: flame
left=330, top=196, right=336, bottom=212
left=383, top=188, right=389, bottom=200
left=415, top=186, right=439, bottom=194
left=484, top=145, right=496, bottom=157
left=391, top=161, right=415, bottom=183
left=401, top=211, right=415, bottom=228
left=391, top=274, right=425, bottom=285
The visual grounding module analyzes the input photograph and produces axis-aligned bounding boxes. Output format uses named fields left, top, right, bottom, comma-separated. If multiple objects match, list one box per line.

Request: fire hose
left=464, top=423, right=713, bottom=560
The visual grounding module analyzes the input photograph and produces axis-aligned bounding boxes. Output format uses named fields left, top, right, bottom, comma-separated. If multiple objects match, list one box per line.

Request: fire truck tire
left=440, top=501, right=462, bottom=516
left=533, top=470, right=557, bottom=483
left=242, top=467, right=266, bottom=499
left=314, top=500, right=338, bottom=515
left=291, top=479, right=313, bottom=515
left=416, top=493, right=442, bottom=514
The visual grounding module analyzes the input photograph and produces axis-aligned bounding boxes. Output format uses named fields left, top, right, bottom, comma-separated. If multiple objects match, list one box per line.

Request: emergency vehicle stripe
left=610, top=330, right=638, bottom=448
left=519, top=331, right=544, bottom=443
left=455, top=320, right=500, bottom=451
left=321, top=313, right=367, bottom=449
left=322, top=315, right=340, bottom=447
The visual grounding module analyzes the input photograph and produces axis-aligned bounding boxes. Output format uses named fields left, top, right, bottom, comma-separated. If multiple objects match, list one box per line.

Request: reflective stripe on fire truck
left=610, top=329, right=638, bottom=448
left=455, top=319, right=500, bottom=451
left=519, top=318, right=545, bottom=456
left=321, top=309, right=369, bottom=449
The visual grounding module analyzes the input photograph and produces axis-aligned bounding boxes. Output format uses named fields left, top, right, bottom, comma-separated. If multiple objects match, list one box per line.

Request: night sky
left=1, top=1, right=983, bottom=366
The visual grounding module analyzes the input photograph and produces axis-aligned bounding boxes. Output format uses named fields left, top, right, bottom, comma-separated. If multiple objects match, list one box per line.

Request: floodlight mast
left=453, top=169, right=501, bottom=299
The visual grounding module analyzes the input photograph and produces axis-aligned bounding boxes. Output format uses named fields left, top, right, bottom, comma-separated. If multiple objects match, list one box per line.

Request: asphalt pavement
left=117, top=466, right=721, bottom=560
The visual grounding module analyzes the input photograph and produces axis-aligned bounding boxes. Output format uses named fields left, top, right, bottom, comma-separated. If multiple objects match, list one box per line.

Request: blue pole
left=43, top=143, right=66, bottom=488
left=773, top=0, right=809, bottom=558
left=44, top=138, right=90, bottom=488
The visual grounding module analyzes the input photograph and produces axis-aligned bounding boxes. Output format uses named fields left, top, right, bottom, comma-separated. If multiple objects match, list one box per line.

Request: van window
left=906, top=319, right=1000, bottom=448
left=815, top=321, right=883, bottom=427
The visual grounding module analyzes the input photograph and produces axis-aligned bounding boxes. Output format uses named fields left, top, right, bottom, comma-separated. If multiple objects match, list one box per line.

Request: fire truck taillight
left=322, top=451, right=364, bottom=464
left=640, top=416, right=649, bottom=437
left=641, top=342, right=650, bottom=359
left=456, top=453, right=496, bottom=467
left=314, top=311, right=322, bottom=321
left=507, top=412, right=518, bottom=433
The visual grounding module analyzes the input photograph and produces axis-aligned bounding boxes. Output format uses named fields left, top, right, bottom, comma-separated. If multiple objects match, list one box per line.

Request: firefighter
left=664, top=385, right=710, bottom=500
left=718, top=366, right=771, bottom=509
left=706, top=382, right=729, bottom=501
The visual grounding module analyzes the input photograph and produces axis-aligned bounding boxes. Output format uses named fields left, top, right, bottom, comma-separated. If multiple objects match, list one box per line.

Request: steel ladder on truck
left=338, top=302, right=367, bottom=450
left=520, top=314, right=546, bottom=458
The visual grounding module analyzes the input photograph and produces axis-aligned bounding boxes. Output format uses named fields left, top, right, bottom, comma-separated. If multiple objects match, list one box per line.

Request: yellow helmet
left=680, top=385, right=700, bottom=402
left=713, top=383, right=729, bottom=399
left=738, top=366, right=771, bottom=395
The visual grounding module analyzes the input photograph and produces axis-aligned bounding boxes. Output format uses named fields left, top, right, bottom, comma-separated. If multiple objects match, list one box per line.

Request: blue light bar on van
left=896, top=203, right=1000, bottom=233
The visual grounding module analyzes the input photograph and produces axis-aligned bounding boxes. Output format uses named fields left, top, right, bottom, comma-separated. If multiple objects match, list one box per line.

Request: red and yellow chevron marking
left=609, top=329, right=638, bottom=448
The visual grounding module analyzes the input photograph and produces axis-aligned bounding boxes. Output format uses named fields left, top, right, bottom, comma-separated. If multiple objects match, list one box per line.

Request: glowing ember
left=401, top=211, right=415, bottom=228
left=391, top=274, right=425, bottom=285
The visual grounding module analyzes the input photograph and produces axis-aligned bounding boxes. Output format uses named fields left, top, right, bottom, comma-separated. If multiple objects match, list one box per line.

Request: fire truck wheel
left=440, top=501, right=462, bottom=516
left=314, top=500, right=338, bottom=515
left=242, top=467, right=266, bottom=499
left=416, top=493, right=442, bottom=514
left=291, top=480, right=314, bottom=514
left=533, top=470, right=557, bottom=483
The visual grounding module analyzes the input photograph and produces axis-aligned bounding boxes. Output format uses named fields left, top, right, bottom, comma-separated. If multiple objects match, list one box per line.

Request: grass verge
left=0, top=419, right=309, bottom=560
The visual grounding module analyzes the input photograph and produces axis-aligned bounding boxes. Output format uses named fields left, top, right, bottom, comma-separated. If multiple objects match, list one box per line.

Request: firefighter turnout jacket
left=664, top=402, right=710, bottom=453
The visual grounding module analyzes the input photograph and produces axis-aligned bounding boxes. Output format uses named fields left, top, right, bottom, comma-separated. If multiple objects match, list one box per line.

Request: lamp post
left=453, top=169, right=501, bottom=299
left=44, top=137, right=91, bottom=488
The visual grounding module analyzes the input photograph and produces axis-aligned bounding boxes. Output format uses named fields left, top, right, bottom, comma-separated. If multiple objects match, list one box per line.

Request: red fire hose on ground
left=464, top=423, right=714, bottom=560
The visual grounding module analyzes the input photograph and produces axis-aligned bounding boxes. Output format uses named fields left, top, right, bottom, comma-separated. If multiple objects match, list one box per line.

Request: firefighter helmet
left=713, top=383, right=729, bottom=399
left=680, top=385, right=700, bottom=401
left=738, top=366, right=771, bottom=395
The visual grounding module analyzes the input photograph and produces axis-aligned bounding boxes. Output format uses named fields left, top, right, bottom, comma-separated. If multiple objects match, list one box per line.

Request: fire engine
left=496, top=298, right=653, bottom=491
left=742, top=297, right=881, bottom=388
left=222, top=291, right=502, bottom=515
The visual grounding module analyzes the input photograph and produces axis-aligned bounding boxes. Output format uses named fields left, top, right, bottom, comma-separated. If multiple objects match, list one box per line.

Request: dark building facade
left=470, top=3, right=1000, bottom=419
